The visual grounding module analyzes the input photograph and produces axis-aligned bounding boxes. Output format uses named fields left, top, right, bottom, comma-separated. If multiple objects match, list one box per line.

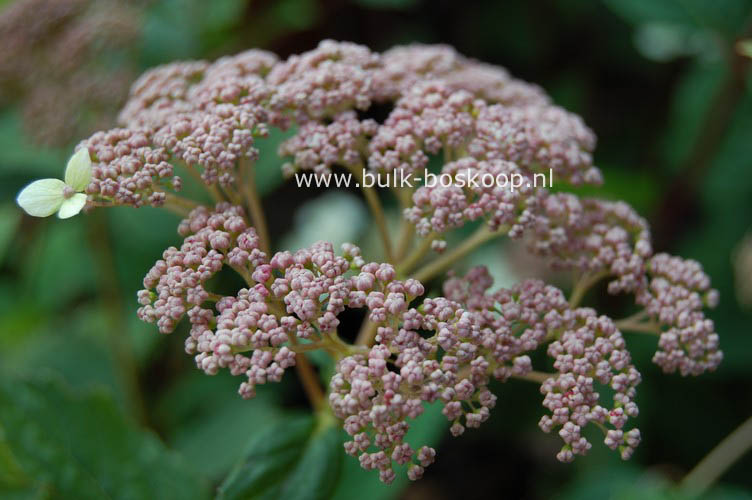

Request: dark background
left=1, top=0, right=751, bottom=498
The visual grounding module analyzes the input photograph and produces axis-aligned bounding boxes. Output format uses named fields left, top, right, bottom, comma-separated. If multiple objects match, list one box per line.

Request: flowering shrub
left=16, top=41, right=722, bottom=485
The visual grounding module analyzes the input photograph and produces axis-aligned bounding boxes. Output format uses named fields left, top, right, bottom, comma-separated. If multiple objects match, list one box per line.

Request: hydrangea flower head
left=16, top=41, right=723, bottom=485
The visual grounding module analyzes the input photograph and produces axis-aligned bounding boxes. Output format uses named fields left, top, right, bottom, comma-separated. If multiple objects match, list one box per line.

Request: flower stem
left=568, top=270, right=608, bottom=308
left=392, top=187, right=415, bottom=261
left=288, top=335, right=326, bottom=411
left=394, top=219, right=415, bottom=262
left=614, top=319, right=661, bottom=335
left=163, top=192, right=199, bottom=217
left=177, top=161, right=225, bottom=204
left=348, top=165, right=394, bottom=262
left=355, top=318, right=379, bottom=347
left=239, top=158, right=271, bottom=255
left=397, top=232, right=437, bottom=276
left=411, top=225, right=506, bottom=283
left=513, top=370, right=554, bottom=384
left=680, top=414, right=752, bottom=495
left=615, top=309, right=649, bottom=325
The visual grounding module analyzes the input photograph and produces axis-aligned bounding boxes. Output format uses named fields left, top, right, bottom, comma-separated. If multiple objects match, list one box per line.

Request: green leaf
left=659, top=61, right=726, bottom=172
left=218, top=415, right=343, bottom=500
left=19, top=217, right=98, bottom=309
left=0, top=375, right=208, bottom=499
left=603, top=0, right=752, bottom=39
left=155, top=372, right=284, bottom=481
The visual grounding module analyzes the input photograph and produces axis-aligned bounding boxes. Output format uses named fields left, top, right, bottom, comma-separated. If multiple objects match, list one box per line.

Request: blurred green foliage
left=0, top=0, right=751, bottom=499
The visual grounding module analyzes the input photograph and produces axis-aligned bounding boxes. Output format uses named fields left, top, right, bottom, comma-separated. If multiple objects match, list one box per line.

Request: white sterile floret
left=16, top=148, right=92, bottom=219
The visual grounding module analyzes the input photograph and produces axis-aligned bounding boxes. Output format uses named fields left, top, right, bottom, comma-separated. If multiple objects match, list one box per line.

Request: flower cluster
left=405, top=157, right=541, bottom=238
left=469, top=104, right=601, bottom=185
left=79, top=128, right=178, bottom=208
left=17, top=41, right=723, bottom=486
left=638, top=253, right=721, bottom=376
left=368, top=81, right=480, bottom=175
left=37, top=40, right=605, bottom=217
left=279, top=111, right=378, bottom=176
left=374, top=43, right=549, bottom=106
left=542, top=309, right=641, bottom=461
left=529, top=193, right=652, bottom=294
left=267, top=40, right=380, bottom=124
left=137, top=203, right=265, bottom=334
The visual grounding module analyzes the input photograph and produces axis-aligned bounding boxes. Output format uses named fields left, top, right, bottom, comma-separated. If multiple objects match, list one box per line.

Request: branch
left=294, top=352, right=326, bottom=412
left=393, top=187, right=415, bottom=261
left=680, top=414, right=752, bottom=495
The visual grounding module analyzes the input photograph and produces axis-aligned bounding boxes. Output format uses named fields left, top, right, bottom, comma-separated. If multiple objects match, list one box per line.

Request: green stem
left=680, top=414, right=752, bottom=495
left=411, top=225, right=506, bottom=283
left=513, top=370, right=554, bottom=384
left=355, top=318, right=379, bottom=347
left=177, top=161, right=224, bottom=204
left=614, top=319, right=661, bottom=335
left=288, top=336, right=326, bottom=412
left=568, top=270, right=609, bottom=308
left=163, top=192, right=199, bottom=217
left=392, top=186, right=415, bottom=261
left=397, top=232, right=437, bottom=276
left=239, top=158, right=271, bottom=255
left=615, top=309, right=649, bottom=325
left=348, top=165, right=394, bottom=262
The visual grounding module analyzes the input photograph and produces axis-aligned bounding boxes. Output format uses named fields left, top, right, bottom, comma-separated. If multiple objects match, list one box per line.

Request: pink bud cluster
left=404, top=157, right=541, bottom=238
left=119, top=49, right=277, bottom=129
left=61, top=41, right=724, bottom=487
left=374, top=44, right=549, bottom=106
left=78, top=128, right=179, bottom=208
left=137, top=203, right=265, bottom=334
left=638, top=254, right=722, bottom=375
left=79, top=40, right=604, bottom=214
left=267, top=40, right=380, bottom=124
left=368, top=81, right=480, bottom=175
left=279, top=112, right=378, bottom=176
left=118, top=60, right=212, bottom=128
left=181, top=238, right=367, bottom=399
left=541, top=309, right=641, bottom=461
left=529, top=193, right=653, bottom=294
left=468, top=104, right=601, bottom=185
left=330, top=264, right=643, bottom=483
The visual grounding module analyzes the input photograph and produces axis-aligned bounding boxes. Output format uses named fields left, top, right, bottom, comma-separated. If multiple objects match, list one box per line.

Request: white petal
left=57, top=193, right=88, bottom=219
left=64, top=148, right=92, bottom=192
left=16, top=178, right=66, bottom=217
